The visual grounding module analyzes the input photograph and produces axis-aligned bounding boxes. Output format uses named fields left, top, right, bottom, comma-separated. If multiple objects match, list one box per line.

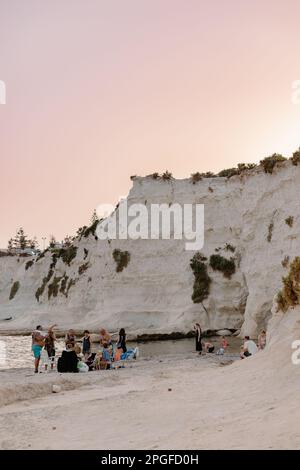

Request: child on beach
left=217, top=336, right=228, bottom=355
left=203, top=341, right=215, bottom=353
left=258, top=330, right=267, bottom=350
left=65, top=329, right=76, bottom=348
left=81, top=330, right=91, bottom=360
left=114, top=347, right=123, bottom=362
left=100, top=343, right=112, bottom=370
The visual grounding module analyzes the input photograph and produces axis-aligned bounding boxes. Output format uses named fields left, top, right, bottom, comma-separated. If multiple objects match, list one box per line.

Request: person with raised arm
left=31, top=324, right=57, bottom=373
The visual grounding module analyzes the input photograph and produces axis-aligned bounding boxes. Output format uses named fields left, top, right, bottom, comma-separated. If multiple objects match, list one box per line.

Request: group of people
left=31, top=322, right=267, bottom=372
left=193, top=323, right=267, bottom=358
left=31, top=325, right=128, bottom=373
left=240, top=330, right=266, bottom=359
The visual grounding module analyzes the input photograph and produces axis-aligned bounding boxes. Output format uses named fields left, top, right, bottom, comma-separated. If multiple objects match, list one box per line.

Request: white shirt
left=244, top=340, right=258, bottom=356
left=37, top=330, right=48, bottom=338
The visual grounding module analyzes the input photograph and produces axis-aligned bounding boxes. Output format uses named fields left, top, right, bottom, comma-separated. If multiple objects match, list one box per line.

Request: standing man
left=31, top=324, right=56, bottom=373
left=193, top=323, right=202, bottom=354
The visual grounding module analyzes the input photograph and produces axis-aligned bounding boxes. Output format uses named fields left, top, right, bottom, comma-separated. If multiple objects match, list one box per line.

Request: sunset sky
left=1, top=0, right=300, bottom=248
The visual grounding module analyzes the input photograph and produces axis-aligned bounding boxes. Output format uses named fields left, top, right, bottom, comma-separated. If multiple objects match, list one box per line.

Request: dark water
left=136, top=336, right=242, bottom=358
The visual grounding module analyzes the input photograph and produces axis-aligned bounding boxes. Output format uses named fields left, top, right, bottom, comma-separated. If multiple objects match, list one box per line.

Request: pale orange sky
left=1, top=0, right=300, bottom=248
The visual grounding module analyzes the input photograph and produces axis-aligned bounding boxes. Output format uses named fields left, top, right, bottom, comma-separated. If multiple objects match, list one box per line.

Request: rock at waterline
left=216, top=330, right=232, bottom=336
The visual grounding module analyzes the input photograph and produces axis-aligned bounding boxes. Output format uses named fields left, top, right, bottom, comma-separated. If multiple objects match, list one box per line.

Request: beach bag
left=121, top=347, right=138, bottom=361
left=77, top=361, right=89, bottom=373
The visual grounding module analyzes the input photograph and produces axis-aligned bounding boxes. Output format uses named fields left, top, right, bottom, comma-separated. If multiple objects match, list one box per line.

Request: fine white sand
left=0, top=307, right=299, bottom=450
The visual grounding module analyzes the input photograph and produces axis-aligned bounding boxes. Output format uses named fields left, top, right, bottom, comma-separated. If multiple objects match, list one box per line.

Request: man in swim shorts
left=32, top=324, right=56, bottom=373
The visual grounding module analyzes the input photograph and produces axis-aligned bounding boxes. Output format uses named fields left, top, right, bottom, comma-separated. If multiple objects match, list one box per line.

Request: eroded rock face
left=1, top=161, right=300, bottom=336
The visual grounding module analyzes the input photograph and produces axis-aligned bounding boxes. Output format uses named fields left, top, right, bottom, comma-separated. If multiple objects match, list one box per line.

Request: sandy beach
left=0, top=314, right=299, bottom=451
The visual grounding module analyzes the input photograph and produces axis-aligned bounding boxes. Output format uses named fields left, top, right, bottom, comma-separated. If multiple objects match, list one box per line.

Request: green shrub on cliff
left=66, top=278, right=76, bottom=296
left=162, top=171, right=173, bottom=181
left=291, top=148, right=300, bottom=166
left=224, top=243, right=236, bottom=253
left=148, top=172, right=160, bottom=180
left=9, top=281, right=20, bottom=300
left=267, top=221, right=274, bottom=242
left=35, top=268, right=54, bottom=302
left=113, top=249, right=130, bottom=272
left=209, top=254, right=236, bottom=279
left=260, top=154, right=286, bottom=174
left=25, top=260, right=34, bottom=271
left=218, top=168, right=239, bottom=178
left=78, top=262, right=90, bottom=275
left=83, top=220, right=99, bottom=239
left=237, top=163, right=257, bottom=172
left=59, top=246, right=78, bottom=266
left=190, top=172, right=202, bottom=183
left=48, top=276, right=63, bottom=300
left=190, top=253, right=211, bottom=303
left=276, top=257, right=300, bottom=312
left=285, top=216, right=294, bottom=228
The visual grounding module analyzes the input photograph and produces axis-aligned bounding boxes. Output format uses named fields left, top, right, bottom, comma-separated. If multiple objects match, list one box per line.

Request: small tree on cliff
left=8, top=228, right=38, bottom=251
left=49, top=235, right=57, bottom=249
left=90, top=209, right=99, bottom=225
left=63, top=235, right=74, bottom=247
left=7, top=238, right=14, bottom=253
left=29, top=236, right=39, bottom=250
left=14, top=227, right=29, bottom=249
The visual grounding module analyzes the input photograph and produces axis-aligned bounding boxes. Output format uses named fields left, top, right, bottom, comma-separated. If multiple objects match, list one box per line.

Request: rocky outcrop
left=1, top=160, right=300, bottom=336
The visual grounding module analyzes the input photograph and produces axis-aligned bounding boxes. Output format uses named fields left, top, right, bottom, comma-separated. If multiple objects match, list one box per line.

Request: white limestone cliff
left=1, top=160, right=300, bottom=337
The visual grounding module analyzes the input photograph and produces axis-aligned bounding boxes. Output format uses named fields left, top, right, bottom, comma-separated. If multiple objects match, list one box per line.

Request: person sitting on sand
left=65, top=329, right=76, bottom=348
left=217, top=336, right=228, bottom=355
left=258, top=330, right=267, bottom=350
left=240, top=336, right=258, bottom=359
left=203, top=341, right=215, bottom=353
left=94, top=351, right=103, bottom=370
left=114, top=347, right=123, bottom=362
left=57, top=344, right=79, bottom=373
left=193, top=323, right=202, bottom=354
left=81, top=330, right=91, bottom=360
left=99, top=328, right=112, bottom=347
left=31, top=324, right=56, bottom=373
left=85, top=352, right=96, bottom=371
